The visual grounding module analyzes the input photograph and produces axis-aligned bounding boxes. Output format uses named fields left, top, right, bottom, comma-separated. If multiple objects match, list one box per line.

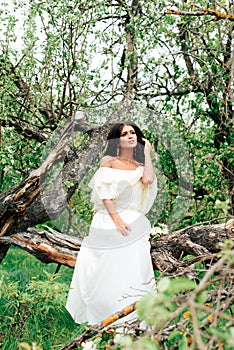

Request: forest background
left=0, top=0, right=233, bottom=349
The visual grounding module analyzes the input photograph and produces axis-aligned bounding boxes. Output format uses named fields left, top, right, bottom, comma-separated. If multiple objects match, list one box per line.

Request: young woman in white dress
left=66, top=121, right=157, bottom=326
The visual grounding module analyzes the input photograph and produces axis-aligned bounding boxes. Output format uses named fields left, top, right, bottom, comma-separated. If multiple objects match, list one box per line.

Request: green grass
left=0, top=246, right=73, bottom=285
left=2, top=246, right=234, bottom=350
left=0, top=246, right=85, bottom=350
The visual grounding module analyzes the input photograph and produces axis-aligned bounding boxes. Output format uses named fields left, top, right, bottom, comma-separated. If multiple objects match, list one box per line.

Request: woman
left=66, top=121, right=157, bottom=326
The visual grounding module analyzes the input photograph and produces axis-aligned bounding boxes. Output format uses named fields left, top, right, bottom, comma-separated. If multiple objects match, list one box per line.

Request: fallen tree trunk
left=0, top=219, right=233, bottom=272
left=0, top=104, right=131, bottom=262
left=0, top=118, right=78, bottom=261
left=150, top=218, right=234, bottom=272
left=0, top=227, right=80, bottom=268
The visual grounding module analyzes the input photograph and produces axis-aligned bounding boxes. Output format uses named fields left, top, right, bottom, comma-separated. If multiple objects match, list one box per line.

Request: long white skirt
left=66, top=209, right=155, bottom=325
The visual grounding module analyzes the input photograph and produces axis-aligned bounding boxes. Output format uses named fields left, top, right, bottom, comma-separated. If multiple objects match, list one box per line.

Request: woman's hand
left=102, top=199, right=131, bottom=236
left=114, top=219, right=131, bottom=236
left=140, top=137, right=155, bottom=184
left=142, top=138, right=152, bottom=154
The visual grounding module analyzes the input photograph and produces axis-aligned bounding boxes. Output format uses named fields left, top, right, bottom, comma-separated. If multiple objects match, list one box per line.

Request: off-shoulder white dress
left=66, top=166, right=157, bottom=325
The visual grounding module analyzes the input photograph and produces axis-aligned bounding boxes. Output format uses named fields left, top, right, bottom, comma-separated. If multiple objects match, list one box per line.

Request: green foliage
left=137, top=277, right=196, bottom=326
left=0, top=247, right=82, bottom=349
left=209, top=327, right=234, bottom=348
left=0, top=0, right=233, bottom=228
left=0, top=274, right=83, bottom=349
left=115, top=241, right=234, bottom=350
left=114, top=335, right=160, bottom=350
left=0, top=0, right=234, bottom=347
left=1, top=244, right=234, bottom=350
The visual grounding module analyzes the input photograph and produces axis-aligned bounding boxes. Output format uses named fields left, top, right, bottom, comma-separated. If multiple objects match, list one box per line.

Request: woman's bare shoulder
left=100, top=155, right=114, bottom=167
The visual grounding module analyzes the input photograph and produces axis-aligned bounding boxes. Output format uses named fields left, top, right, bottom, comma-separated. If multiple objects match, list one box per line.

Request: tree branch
left=1, top=219, right=233, bottom=273
left=1, top=117, right=49, bottom=143
left=166, top=7, right=234, bottom=21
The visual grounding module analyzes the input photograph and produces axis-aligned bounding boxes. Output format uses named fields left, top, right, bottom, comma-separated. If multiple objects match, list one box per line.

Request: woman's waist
left=86, top=212, right=151, bottom=249
left=92, top=208, right=150, bottom=228
left=93, top=203, right=142, bottom=213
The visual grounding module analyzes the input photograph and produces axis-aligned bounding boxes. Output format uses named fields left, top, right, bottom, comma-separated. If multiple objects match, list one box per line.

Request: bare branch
left=166, top=7, right=234, bottom=21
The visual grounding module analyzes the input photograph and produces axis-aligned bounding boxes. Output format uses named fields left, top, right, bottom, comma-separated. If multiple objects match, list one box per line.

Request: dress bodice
left=88, top=166, right=157, bottom=214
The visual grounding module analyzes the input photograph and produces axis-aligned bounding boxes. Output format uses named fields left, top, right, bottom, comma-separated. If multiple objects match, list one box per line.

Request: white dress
left=66, top=166, right=157, bottom=325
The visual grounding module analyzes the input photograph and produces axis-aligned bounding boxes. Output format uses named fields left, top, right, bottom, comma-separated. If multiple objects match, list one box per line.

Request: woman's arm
left=102, top=199, right=131, bottom=236
left=141, top=138, right=155, bottom=184
left=99, top=157, right=130, bottom=236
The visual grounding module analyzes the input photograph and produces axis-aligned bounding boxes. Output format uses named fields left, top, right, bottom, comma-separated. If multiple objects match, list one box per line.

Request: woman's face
left=119, top=125, right=137, bottom=150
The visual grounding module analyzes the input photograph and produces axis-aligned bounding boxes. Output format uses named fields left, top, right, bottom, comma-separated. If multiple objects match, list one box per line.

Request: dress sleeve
left=88, top=167, right=118, bottom=202
left=88, top=166, right=144, bottom=207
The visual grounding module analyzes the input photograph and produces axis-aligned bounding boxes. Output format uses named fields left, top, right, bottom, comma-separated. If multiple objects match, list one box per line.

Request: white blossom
left=150, top=224, right=169, bottom=236
left=81, top=341, right=97, bottom=350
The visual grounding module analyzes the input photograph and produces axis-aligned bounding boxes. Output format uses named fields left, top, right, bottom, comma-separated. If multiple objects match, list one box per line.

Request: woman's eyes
left=121, top=131, right=136, bottom=136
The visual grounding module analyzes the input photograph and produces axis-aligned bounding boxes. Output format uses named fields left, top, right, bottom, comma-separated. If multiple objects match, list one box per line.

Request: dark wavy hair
left=104, top=121, right=145, bottom=164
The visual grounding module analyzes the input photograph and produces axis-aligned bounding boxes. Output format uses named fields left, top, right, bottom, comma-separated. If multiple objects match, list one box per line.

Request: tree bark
left=0, top=117, right=91, bottom=260
left=0, top=103, right=133, bottom=261
left=1, top=219, right=233, bottom=273
left=150, top=219, right=234, bottom=272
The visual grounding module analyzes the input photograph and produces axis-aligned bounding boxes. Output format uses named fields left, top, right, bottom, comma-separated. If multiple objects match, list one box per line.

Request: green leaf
left=178, top=335, right=188, bottom=350
left=168, top=330, right=183, bottom=342
left=137, top=292, right=156, bottom=320
left=140, top=338, right=160, bottom=350
left=195, top=291, right=207, bottom=304
left=209, top=328, right=228, bottom=341
left=167, top=277, right=196, bottom=294
left=63, top=180, right=74, bottom=189
left=157, top=277, right=170, bottom=293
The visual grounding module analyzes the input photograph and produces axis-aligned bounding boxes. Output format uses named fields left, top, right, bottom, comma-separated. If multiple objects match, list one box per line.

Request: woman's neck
left=119, top=148, right=134, bottom=160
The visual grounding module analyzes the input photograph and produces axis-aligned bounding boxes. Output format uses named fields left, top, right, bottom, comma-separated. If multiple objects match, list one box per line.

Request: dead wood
left=166, top=7, right=234, bottom=21
left=150, top=218, right=234, bottom=272
left=0, top=219, right=233, bottom=274
left=60, top=301, right=139, bottom=350
left=0, top=103, right=133, bottom=262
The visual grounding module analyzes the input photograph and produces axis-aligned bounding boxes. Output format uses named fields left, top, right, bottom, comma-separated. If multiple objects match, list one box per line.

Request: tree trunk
left=1, top=219, right=233, bottom=273
left=0, top=103, right=133, bottom=262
